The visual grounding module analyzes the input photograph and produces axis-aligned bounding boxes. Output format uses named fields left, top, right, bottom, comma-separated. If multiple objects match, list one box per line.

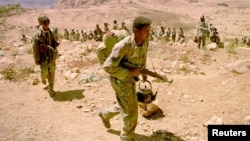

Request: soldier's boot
left=98, top=110, right=111, bottom=129
left=43, top=85, right=50, bottom=90
left=42, top=79, right=47, bottom=85
left=48, top=89, right=55, bottom=96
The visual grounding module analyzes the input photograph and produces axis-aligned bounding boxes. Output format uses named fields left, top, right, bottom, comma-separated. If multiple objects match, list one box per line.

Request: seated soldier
left=210, top=27, right=220, bottom=44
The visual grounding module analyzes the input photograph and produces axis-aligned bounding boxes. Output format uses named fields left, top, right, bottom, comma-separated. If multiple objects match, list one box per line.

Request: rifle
left=40, top=44, right=58, bottom=52
left=122, top=62, right=173, bottom=84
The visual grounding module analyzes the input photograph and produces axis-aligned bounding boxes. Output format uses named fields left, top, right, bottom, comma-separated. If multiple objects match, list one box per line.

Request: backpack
left=96, top=29, right=129, bottom=65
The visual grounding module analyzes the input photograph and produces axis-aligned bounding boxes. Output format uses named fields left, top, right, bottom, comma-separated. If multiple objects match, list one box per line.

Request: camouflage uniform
left=101, top=33, right=148, bottom=141
left=166, top=27, right=171, bottom=41
left=103, top=22, right=109, bottom=33
left=171, top=28, right=176, bottom=42
left=64, top=29, right=69, bottom=40
left=32, top=17, right=59, bottom=94
left=94, top=24, right=104, bottom=41
left=197, top=15, right=209, bottom=50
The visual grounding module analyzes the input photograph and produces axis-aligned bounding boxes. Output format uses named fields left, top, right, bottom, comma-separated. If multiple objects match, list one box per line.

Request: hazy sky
left=0, top=0, right=57, bottom=8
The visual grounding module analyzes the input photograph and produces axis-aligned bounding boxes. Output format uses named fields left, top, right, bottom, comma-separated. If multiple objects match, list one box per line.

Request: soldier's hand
left=141, top=74, right=147, bottom=82
left=35, top=61, right=40, bottom=65
left=129, top=68, right=141, bottom=77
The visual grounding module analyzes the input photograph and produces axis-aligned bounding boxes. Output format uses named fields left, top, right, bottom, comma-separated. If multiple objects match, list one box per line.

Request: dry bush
left=0, top=60, right=34, bottom=81
left=224, top=39, right=238, bottom=54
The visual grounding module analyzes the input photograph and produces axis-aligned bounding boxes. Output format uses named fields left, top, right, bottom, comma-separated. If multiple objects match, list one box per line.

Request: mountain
left=56, top=0, right=171, bottom=8
left=0, top=0, right=57, bottom=8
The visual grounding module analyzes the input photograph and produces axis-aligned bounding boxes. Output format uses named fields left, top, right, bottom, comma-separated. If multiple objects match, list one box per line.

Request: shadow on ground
left=50, top=89, right=85, bottom=101
left=143, top=108, right=165, bottom=120
left=108, top=129, right=185, bottom=141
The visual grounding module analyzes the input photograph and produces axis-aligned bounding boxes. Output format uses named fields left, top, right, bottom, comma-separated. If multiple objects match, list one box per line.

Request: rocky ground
left=0, top=0, right=250, bottom=141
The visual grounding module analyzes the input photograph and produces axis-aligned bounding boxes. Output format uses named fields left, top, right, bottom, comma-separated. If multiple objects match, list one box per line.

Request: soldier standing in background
left=64, top=28, right=69, bottom=40
left=103, top=22, right=110, bottom=33
left=197, top=15, right=209, bottom=55
left=70, top=29, right=76, bottom=41
left=120, top=22, right=129, bottom=33
left=158, top=26, right=166, bottom=42
left=94, top=24, right=104, bottom=41
left=166, top=27, right=171, bottom=42
left=112, top=20, right=118, bottom=30
left=171, top=27, right=176, bottom=42
left=32, top=16, right=60, bottom=96
left=177, top=27, right=185, bottom=44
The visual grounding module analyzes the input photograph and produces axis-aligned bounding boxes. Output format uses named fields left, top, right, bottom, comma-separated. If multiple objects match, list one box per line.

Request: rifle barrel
left=122, top=62, right=173, bottom=83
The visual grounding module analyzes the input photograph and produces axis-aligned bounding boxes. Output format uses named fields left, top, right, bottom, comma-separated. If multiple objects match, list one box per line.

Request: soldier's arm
left=103, top=40, right=130, bottom=81
left=32, top=33, right=41, bottom=65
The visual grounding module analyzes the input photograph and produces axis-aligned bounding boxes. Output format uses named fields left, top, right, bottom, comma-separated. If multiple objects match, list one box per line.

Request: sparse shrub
left=0, top=60, right=34, bottom=81
left=179, top=53, right=190, bottom=63
left=0, top=3, right=21, bottom=15
left=217, top=3, right=228, bottom=7
left=224, top=41, right=237, bottom=54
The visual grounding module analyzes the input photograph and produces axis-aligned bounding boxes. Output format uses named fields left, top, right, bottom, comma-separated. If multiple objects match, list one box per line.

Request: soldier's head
left=39, top=16, right=50, bottom=30
left=132, top=16, right=151, bottom=42
left=200, top=15, right=205, bottom=22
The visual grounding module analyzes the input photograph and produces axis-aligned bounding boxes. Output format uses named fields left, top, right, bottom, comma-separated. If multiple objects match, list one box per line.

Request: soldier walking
left=98, top=16, right=152, bottom=141
left=32, top=16, right=60, bottom=95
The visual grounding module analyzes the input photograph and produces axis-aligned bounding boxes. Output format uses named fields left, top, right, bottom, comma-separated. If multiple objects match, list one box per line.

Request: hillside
left=0, top=0, right=57, bottom=8
left=0, top=0, right=250, bottom=141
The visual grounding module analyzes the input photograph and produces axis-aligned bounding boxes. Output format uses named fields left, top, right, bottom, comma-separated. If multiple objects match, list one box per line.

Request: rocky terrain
left=0, top=0, right=250, bottom=141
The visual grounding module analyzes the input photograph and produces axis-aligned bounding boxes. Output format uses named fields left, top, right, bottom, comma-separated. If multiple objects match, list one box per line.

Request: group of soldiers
left=60, top=16, right=224, bottom=49
left=150, top=26, right=186, bottom=44
left=195, top=15, right=226, bottom=56
left=63, top=20, right=130, bottom=42
left=62, top=21, right=188, bottom=45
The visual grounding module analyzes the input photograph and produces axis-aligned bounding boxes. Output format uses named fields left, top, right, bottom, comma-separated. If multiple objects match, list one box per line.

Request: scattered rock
left=203, top=115, right=224, bottom=126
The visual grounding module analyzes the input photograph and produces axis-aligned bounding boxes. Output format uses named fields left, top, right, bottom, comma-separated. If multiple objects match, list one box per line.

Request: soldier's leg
left=111, top=79, right=138, bottom=141
left=48, top=62, right=56, bottom=90
left=100, top=103, right=120, bottom=118
left=202, top=37, right=209, bottom=55
left=202, top=36, right=206, bottom=48
left=99, top=103, right=120, bottom=129
left=40, top=61, right=48, bottom=85
left=98, top=77, right=121, bottom=129
left=198, top=37, right=202, bottom=49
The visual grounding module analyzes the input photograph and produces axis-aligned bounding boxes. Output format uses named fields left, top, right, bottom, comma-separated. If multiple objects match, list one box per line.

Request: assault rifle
left=122, top=62, right=173, bottom=84
left=40, top=44, right=58, bottom=53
